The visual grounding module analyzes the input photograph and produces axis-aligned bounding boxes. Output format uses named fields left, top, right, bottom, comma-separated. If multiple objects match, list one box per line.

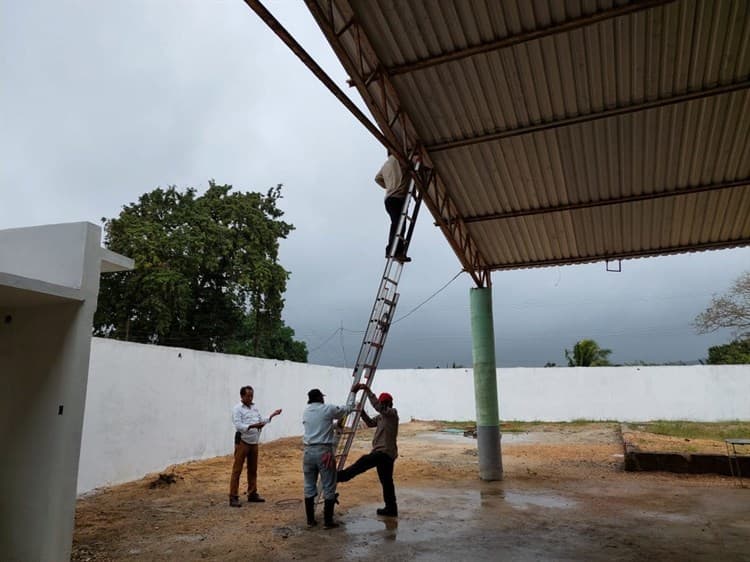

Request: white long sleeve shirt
left=302, top=402, right=353, bottom=446
left=374, top=155, right=410, bottom=199
left=232, top=402, right=270, bottom=445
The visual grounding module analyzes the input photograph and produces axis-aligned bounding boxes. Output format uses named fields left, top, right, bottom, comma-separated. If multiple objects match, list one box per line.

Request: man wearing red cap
left=337, top=383, right=399, bottom=517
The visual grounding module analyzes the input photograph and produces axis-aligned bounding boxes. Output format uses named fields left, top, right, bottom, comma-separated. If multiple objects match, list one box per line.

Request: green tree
left=565, top=339, right=612, bottom=367
left=706, top=339, right=750, bottom=365
left=225, top=315, right=308, bottom=362
left=94, top=181, right=307, bottom=361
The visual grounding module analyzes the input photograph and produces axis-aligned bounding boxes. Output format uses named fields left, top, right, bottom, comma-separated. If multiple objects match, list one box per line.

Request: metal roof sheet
left=307, top=0, right=750, bottom=275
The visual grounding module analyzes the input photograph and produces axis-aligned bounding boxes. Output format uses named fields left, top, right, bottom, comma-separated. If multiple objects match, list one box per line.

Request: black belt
left=306, top=442, right=334, bottom=447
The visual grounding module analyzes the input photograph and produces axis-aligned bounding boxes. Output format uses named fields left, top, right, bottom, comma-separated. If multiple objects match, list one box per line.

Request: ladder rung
left=337, top=188, right=421, bottom=470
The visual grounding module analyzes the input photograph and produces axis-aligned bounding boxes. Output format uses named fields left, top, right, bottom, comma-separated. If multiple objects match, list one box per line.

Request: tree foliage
left=94, top=181, right=307, bottom=361
left=693, top=271, right=750, bottom=340
left=706, top=339, right=750, bottom=365
left=565, top=339, right=612, bottom=367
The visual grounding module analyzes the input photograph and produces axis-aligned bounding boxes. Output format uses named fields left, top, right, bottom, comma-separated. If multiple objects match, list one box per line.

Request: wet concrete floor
left=279, top=478, right=750, bottom=561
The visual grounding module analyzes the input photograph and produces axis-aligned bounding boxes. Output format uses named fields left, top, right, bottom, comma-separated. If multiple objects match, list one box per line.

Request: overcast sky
left=2, top=1, right=748, bottom=369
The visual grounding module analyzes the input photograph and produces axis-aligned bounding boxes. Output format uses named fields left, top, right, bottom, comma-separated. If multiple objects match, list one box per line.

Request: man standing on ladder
left=337, top=383, right=399, bottom=517
left=375, top=152, right=412, bottom=263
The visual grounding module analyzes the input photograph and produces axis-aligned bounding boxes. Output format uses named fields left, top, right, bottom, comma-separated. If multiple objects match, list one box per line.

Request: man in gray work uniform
left=302, top=388, right=354, bottom=529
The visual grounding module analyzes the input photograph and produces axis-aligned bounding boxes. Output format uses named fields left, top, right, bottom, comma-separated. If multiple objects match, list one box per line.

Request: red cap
left=378, top=392, right=393, bottom=403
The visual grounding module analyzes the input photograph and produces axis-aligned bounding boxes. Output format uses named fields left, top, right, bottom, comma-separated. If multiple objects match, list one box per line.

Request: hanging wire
left=339, top=320, right=348, bottom=367
left=307, top=327, right=342, bottom=353
left=392, top=270, right=464, bottom=324
left=308, top=269, right=465, bottom=352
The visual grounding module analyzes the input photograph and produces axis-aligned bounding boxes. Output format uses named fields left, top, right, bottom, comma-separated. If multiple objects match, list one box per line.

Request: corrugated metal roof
left=308, top=0, right=750, bottom=272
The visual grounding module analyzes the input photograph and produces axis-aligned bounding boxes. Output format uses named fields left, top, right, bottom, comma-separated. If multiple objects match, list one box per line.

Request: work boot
left=229, top=496, right=242, bottom=508
left=248, top=493, right=266, bottom=503
left=323, top=499, right=339, bottom=529
left=376, top=504, right=398, bottom=517
left=304, top=496, right=317, bottom=528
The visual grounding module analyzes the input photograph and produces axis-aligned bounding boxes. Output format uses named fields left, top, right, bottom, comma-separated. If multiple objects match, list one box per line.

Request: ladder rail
left=335, top=162, right=423, bottom=470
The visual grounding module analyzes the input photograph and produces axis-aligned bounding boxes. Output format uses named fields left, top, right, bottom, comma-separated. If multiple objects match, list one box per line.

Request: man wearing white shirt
left=375, top=152, right=412, bottom=262
left=229, top=385, right=282, bottom=507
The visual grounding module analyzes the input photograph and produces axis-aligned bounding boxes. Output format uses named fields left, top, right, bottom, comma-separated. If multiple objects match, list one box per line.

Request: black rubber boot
left=376, top=504, right=398, bottom=517
left=336, top=470, right=349, bottom=483
left=304, top=496, right=317, bottom=528
left=323, top=499, right=339, bottom=529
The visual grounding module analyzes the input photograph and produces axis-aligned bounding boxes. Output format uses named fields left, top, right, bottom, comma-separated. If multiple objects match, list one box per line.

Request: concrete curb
left=620, top=424, right=750, bottom=477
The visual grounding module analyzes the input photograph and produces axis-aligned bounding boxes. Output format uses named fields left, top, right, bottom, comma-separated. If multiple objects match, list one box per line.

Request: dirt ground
left=73, top=422, right=750, bottom=561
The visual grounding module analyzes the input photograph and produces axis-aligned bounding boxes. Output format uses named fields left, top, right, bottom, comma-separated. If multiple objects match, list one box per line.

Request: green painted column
left=470, top=286, right=503, bottom=480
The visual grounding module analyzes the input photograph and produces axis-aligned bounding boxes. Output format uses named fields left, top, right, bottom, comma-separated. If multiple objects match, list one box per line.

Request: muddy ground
left=73, top=422, right=749, bottom=561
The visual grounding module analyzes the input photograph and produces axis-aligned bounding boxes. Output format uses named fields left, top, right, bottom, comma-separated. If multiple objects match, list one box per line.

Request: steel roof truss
left=386, top=0, right=677, bottom=77
left=463, top=179, right=750, bottom=223
left=306, top=0, right=492, bottom=286
left=428, top=80, right=750, bottom=153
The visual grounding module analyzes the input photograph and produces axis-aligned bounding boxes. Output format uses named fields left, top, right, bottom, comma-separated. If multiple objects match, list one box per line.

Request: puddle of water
left=503, top=491, right=578, bottom=510
left=170, top=534, right=206, bottom=543
left=417, top=432, right=472, bottom=444
left=419, top=430, right=574, bottom=445
left=639, top=510, right=698, bottom=523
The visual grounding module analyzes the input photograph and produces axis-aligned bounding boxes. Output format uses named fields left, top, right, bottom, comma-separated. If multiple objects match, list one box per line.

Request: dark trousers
left=338, top=451, right=396, bottom=508
left=229, top=441, right=258, bottom=498
left=385, top=196, right=406, bottom=257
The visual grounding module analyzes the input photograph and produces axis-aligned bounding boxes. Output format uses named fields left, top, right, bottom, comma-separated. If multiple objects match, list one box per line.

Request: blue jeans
left=303, top=445, right=337, bottom=501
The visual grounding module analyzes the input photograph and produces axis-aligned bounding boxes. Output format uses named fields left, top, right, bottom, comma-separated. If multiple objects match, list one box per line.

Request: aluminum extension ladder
left=334, top=161, right=424, bottom=471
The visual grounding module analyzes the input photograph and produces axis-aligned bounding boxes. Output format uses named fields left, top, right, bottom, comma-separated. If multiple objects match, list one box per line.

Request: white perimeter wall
left=79, top=338, right=750, bottom=494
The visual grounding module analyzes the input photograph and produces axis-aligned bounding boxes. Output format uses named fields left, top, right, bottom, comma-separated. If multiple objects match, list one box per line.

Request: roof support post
left=470, top=282, right=502, bottom=481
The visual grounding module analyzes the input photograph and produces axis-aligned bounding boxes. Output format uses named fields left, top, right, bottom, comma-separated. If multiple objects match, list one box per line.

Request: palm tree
left=565, top=339, right=612, bottom=367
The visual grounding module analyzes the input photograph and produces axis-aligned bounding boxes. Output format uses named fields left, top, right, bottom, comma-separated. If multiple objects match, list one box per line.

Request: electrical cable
left=392, top=270, right=464, bottom=324
left=307, top=269, right=466, bottom=353
left=307, top=327, right=342, bottom=353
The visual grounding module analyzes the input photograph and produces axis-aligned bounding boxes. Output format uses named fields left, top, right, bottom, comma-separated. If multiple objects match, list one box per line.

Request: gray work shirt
left=303, top=402, right=353, bottom=445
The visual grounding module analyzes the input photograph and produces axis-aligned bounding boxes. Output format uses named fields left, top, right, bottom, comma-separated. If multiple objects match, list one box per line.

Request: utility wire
left=339, top=320, right=348, bottom=367
left=308, top=269, right=466, bottom=350
left=392, top=270, right=464, bottom=324
left=307, top=327, right=342, bottom=353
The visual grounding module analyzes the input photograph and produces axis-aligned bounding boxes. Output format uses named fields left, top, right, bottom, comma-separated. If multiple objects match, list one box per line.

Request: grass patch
left=633, top=421, right=750, bottom=441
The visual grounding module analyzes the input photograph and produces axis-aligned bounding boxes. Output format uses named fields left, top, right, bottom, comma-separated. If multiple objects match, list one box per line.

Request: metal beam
left=463, top=180, right=750, bottom=223
left=241, top=0, right=398, bottom=156
left=305, top=0, right=493, bottom=287
left=485, top=239, right=750, bottom=271
left=428, top=80, right=750, bottom=152
left=387, top=0, right=675, bottom=76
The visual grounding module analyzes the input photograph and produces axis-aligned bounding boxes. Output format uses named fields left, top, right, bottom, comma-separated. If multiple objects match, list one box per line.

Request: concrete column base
left=477, top=425, right=503, bottom=481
